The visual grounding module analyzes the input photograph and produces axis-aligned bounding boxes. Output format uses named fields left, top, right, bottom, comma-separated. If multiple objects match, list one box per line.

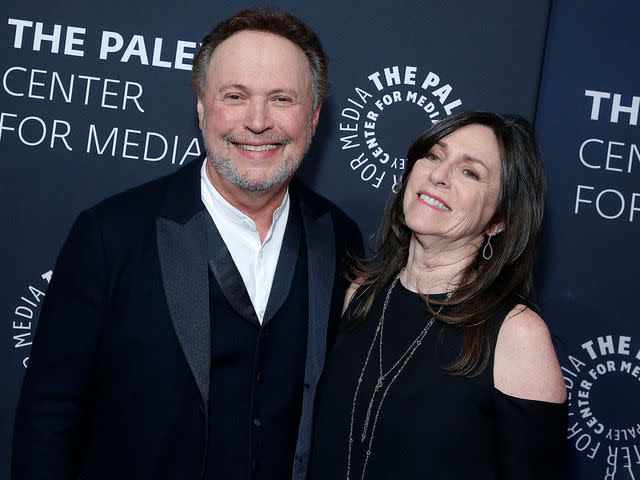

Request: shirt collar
left=200, top=159, right=290, bottom=233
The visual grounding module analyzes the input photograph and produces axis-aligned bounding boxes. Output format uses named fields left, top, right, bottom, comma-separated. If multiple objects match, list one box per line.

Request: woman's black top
left=308, top=280, right=567, bottom=480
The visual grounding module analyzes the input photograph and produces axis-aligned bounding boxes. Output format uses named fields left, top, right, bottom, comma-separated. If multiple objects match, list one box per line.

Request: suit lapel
left=297, top=189, right=335, bottom=382
left=264, top=199, right=302, bottom=324
left=156, top=158, right=211, bottom=409
left=204, top=214, right=260, bottom=325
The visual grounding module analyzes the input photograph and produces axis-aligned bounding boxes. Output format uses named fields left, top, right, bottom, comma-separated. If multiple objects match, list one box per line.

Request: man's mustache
left=224, top=133, right=291, bottom=145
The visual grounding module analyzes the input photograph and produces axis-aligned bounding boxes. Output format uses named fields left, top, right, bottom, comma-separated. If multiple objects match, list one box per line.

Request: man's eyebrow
left=216, top=83, right=249, bottom=92
left=216, top=84, right=300, bottom=96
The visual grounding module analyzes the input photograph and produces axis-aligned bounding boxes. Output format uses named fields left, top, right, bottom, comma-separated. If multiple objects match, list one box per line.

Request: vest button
left=253, top=418, right=262, bottom=427
left=256, top=371, right=263, bottom=383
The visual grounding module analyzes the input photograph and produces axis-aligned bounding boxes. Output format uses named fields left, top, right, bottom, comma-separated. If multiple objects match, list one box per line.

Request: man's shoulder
left=291, top=177, right=363, bottom=254
left=87, top=158, right=202, bottom=223
left=292, top=178, right=351, bottom=224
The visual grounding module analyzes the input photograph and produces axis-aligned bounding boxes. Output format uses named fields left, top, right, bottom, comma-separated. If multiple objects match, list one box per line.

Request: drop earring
left=482, top=234, right=493, bottom=260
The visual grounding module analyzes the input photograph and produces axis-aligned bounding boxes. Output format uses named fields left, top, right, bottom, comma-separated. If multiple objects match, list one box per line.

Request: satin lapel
left=204, top=214, right=259, bottom=325
left=299, top=201, right=335, bottom=383
left=156, top=210, right=210, bottom=407
left=264, top=201, right=302, bottom=324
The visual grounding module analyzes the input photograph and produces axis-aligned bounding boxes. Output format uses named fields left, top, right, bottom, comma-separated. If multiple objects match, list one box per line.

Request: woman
left=308, top=111, right=567, bottom=479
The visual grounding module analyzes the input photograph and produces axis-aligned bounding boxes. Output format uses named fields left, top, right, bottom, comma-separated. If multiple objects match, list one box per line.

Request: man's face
left=197, top=30, right=321, bottom=198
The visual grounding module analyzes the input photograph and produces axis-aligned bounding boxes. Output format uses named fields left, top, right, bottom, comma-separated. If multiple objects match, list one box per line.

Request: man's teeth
left=419, top=193, right=451, bottom=211
left=238, top=144, right=278, bottom=152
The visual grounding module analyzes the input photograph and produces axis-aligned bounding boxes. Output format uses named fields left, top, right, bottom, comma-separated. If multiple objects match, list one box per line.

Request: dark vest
left=202, top=203, right=309, bottom=480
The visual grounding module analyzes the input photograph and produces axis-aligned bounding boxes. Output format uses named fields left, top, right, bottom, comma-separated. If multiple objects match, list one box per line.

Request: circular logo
left=562, top=334, right=640, bottom=478
left=338, top=65, right=463, bottom=194
left=11, top=270, right=52, bottom=368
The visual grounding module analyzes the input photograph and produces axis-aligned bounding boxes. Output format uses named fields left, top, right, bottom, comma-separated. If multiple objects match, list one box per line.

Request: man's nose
left=244, top=100, right=273, bottom=134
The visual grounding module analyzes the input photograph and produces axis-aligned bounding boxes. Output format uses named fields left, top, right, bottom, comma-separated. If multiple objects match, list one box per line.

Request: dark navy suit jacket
left=12, top=158, right=362, bottom=480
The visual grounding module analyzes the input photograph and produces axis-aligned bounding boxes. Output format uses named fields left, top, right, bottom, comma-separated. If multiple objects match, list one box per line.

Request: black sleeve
left=12, top=209, right=108, bottom=480
left=494, top=389, right=569, bottom=479
left=335, top=208, right=364, bottom=262
left=327, top=211, right=363, bottom=348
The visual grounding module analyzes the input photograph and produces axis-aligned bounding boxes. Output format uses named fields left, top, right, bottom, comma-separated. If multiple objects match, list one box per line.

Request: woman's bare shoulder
left=493, top=304, right=567, bottom=403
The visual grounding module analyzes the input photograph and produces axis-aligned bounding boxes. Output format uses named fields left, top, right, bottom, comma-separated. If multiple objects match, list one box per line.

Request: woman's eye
left=426, top=153, right=441, bottom=162
left=463, top=169, right=480, bottom=180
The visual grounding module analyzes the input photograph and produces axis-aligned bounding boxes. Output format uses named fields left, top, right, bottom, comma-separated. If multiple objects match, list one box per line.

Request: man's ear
left=310, top=102, right=322, bottom=136
left=197, top=98, right=205, bottom=130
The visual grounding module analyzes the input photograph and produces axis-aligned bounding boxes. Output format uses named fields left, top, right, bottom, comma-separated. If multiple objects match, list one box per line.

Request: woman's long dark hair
left=347, top=111, right=546, bottom=376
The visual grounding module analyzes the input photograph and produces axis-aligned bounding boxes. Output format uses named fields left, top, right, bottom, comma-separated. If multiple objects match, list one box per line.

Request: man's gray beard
left=205, top=142, right=299, bottom=193
left=202, top=122, right=314, bottom=194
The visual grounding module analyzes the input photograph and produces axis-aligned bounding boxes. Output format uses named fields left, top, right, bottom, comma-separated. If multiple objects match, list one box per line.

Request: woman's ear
left=485, top=222, right=504, bottom=236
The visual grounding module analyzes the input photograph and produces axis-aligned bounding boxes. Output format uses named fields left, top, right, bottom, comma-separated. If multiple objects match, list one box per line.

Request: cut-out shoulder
left=492, top=386, right=567, bottom=407
left=493, top=304, right=567, bottom=403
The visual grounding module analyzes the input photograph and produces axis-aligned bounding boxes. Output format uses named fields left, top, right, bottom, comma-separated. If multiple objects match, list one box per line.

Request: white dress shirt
left=200, top=160, right=290, bottom=324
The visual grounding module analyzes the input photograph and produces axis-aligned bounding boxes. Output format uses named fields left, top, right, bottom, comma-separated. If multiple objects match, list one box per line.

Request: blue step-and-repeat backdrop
left=536, top=1, right=639, bottom=478
left=1, top=1, right=637, bottom=478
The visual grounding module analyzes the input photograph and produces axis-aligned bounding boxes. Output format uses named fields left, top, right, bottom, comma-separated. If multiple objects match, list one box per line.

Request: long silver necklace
left=346, top=270, right=452, bottom=480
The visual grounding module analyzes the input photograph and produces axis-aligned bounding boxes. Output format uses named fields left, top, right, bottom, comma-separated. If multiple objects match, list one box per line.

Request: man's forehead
left=206, top=30, right=312, bottom=93
left=211, top=30, right=306, bottom=64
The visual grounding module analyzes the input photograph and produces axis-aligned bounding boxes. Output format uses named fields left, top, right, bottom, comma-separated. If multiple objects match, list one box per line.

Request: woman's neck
left=401, top=234, right=480, bottom=294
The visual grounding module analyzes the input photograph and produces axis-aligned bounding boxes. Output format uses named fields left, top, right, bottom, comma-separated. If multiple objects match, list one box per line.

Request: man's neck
left=206, top=162, right=289, bottom=242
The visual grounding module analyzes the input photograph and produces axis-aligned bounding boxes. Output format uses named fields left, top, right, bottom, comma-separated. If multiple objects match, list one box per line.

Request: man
left=12, top=9, right=362, bottom=480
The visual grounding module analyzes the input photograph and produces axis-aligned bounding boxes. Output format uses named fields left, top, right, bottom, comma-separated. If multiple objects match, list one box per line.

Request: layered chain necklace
left=346, top=270, right=452, bottom=480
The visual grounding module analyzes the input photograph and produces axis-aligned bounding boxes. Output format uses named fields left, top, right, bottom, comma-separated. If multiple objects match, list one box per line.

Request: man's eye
left=224, top=94, right=243, bottom=102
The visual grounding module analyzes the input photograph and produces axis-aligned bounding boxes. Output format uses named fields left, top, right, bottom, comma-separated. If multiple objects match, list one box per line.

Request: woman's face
left=402, top=123, right=503, bottom=248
